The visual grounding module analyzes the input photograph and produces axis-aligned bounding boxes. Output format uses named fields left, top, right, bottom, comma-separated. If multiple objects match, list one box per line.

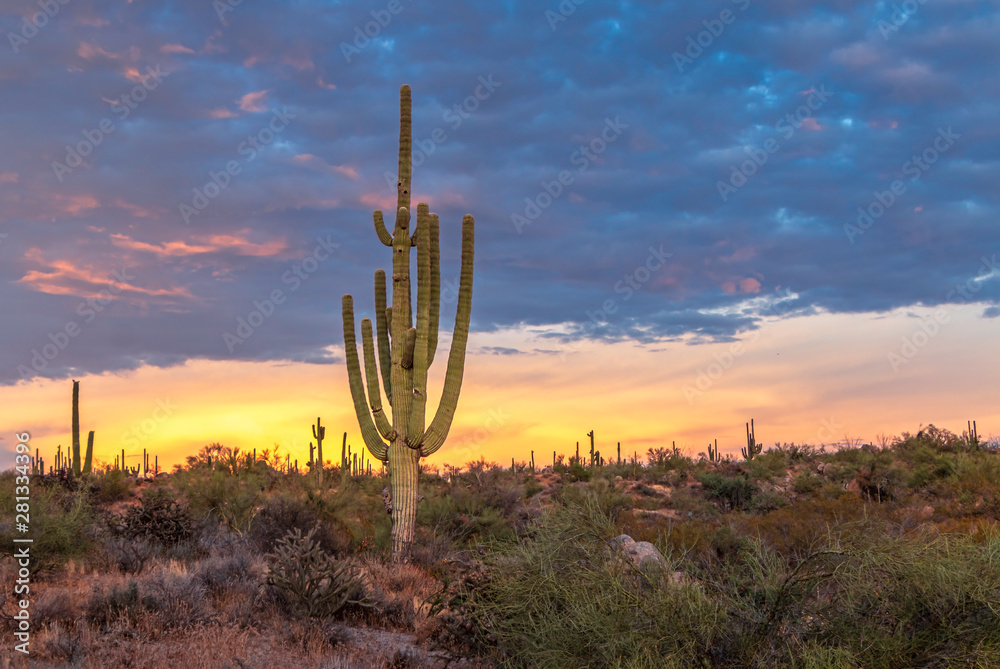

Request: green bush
left=0, top=476, right=96, bottom=574
left=557, top=478, right=632, bottom=521
left=698, top=472, right=757, bottom=512
left=470, top=499, right=723, bottom=668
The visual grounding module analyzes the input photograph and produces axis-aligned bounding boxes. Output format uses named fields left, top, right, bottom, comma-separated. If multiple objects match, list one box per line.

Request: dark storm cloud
left=1, top=0, right=996, bottom=385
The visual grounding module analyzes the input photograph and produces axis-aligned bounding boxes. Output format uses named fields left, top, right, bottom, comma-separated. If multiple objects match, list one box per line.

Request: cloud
left=238, top=90, right=271, bottom=112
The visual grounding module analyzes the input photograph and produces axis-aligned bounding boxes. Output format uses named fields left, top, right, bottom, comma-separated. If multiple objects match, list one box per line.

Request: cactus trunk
left=71, top=380, right=81, bottom=477
left=83, top=431, right=94, bottom=474
left=341, top=85, right=475, bottom=561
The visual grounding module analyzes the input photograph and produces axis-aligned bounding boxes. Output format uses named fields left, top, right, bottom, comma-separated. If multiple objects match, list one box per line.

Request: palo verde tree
left=342, top=85, right=475, bottom=561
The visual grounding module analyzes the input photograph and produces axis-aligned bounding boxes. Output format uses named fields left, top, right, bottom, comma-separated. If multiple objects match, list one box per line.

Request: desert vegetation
left=2, top=424, right=998, bottom=668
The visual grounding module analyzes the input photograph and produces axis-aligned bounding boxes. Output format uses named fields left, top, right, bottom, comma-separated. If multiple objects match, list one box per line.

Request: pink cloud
left=800, top=118, right=822, bottom=131
left=739, top=278, right=762, bottom=294
left=109, top=230, right=287, bottom=258
left=161, top=43, right=195, bottom=54
left=316, top=77, right=336, bottom=90
left=238, top=90, right=271, bottom=112
left=291, top=154, right=358, bottom=179
left=0, top=172, right=18, bottom=184
left=208, top=108, right=238, bottom=119
left=77, top=42, right=121, bottom=60
left=16, top=250, right=193, bottom=301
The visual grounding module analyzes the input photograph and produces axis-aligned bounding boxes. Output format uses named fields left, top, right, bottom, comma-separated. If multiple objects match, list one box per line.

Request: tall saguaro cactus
left=72, top=380, right=81, bottom=476
left=342, top=84, right=475, bottom=561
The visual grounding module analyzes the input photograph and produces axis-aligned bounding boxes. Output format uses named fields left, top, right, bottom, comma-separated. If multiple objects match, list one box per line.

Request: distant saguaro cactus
left=342, top=84, right=475, bottom=561
left=708, top=439, right=721, bottom=463
left=742, top=419, right=762, bottom=461
left=72, top=380, right=81, bottom=476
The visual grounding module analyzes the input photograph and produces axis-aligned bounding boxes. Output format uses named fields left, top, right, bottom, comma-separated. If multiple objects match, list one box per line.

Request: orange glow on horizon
left=2, top=305, right=997, bottom=473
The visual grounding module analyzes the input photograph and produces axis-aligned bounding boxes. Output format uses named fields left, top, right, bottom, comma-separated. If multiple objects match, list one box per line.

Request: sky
left=1, top=0, right=998, bottom=472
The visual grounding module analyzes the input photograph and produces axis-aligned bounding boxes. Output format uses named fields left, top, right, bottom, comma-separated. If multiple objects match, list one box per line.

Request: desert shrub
left=108, top=496, right=193, bottom=545
left=85, top=580, right=149, bottom=626
left=855, top=461, right=906, bottom=502
left=176, top=469, right=264, bottom=535
left=792, top=471, right=823, bottom=495
left=265, top=526, right=369, bottom=619
left=522, top=476, right=544, bottom=499
left=141, top=569, right=214, bottom=629
left=565, top=460, right=591, bottom=482
left=418, top=470, right=526, bottom=548
left=768, top=442, right=821, bottom=463
left=811, top=527, right=1000, bottom=667
left=467, top=498, right=723, bottom=667
left=249, top=495, right=351, bottom=556
left=745, top=450, right=789, bottom=481
left=195, top=552, right=260, bottom=596
left=87, top=469, right=133, bottom=504
left=699, top=472, right=757, bottom=512
left=0, top=479, right=95, bottom=574
left=418, top=488, right=517, bottom=547
left=102, top=537, right=156, bottom=574
left=557, top=478, right=632, bottom=521
left=31, top=589, right=76, bottom=628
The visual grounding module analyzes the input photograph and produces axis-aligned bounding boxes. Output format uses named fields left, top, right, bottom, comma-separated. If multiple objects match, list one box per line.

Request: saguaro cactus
left=743, top=419, right=762, bottom=461
left=71, top=380, right=81, bottom=476
left=342, top=84, right=475, bottom=561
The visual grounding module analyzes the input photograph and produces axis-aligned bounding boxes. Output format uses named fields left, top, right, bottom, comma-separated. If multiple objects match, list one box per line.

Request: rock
left=607, top=534, right=634, bottom=552
left=816, top=462, right=826, bottom=474
left=606, top=534, right=668, bottom=578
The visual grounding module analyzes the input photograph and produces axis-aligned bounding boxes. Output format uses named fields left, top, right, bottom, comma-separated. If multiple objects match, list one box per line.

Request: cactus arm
left=374, top=210, right=393, bottom=247
left=83, top=430, right=94, bottom=474
left=409, top=204, right=431, bottom=437
left=361, top=318, right=395, bottom=440
left=401, top=327, right=417, bottom=370
left=342, top=295, right=389, bottom=461
left=419, top=215, right=474, bottom=457
left=374, top=270, right=393, bottom=405
left=427, top=213, right=440, bottom=366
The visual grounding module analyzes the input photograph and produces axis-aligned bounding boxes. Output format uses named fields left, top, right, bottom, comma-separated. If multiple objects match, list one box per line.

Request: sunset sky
left=1, top=0, right=997, bottom=472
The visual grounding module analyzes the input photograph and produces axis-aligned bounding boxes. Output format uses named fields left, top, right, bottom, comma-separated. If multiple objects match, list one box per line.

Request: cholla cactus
left=342, top=85, right=475, bottom=560
left=742, top=419, right=762, bottom=461
left=265, top=526, right=368, bottom=619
